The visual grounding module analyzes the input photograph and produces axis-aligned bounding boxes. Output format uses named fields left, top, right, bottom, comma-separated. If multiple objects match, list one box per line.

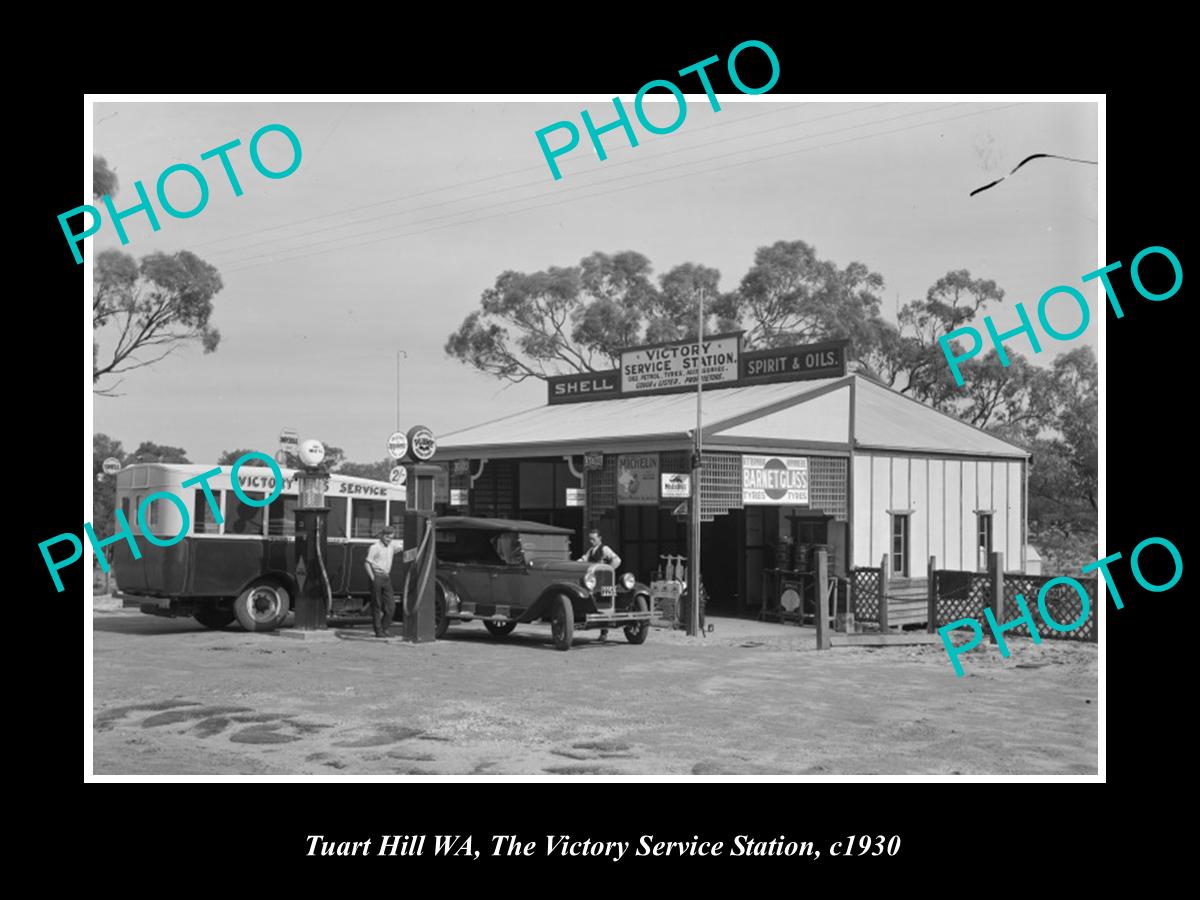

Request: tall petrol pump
left=401, top=425, right=440, bottom=643
left=292, top=438, right=332, bottom=631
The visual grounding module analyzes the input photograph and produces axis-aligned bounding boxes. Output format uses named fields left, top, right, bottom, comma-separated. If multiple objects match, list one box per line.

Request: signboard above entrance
left=621, top=333, right=741, bottom=396
left=546, top=336, right=848, bottom=404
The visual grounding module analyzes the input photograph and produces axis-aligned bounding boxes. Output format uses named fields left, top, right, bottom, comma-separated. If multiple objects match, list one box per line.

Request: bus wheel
left=194, top=608, right=236, bottom=630
left=234, top=582, right=291, bottom=632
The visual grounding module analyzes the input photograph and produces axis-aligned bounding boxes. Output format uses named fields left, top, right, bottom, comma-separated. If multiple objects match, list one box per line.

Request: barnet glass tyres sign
left=546, top=336, right=847, bottom=405
left=743, top=456, right=809, bottom=506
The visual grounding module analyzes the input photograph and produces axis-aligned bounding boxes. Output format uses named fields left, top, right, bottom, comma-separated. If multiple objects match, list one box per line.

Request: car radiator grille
left=594, top=567, right=616, bottom=608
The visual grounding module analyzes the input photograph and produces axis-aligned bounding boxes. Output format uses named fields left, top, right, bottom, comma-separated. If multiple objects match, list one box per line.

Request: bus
left=111, top=462, right=407, bottom=632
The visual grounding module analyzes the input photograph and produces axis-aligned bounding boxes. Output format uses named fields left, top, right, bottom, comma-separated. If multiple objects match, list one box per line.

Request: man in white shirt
left=578, top=529, right=621, bottom=568
left=364, top=526, right=398, bottom=637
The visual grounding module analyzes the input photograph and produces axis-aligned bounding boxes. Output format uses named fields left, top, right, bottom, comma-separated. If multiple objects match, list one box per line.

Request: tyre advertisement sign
left=742, top=455, right=809, bottom=505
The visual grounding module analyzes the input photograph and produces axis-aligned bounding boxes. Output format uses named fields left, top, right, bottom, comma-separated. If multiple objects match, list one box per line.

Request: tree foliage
left=218, top=445, right=346, bottom=470
left=131, top=442, right=190, bottom=464
left=93, top=249, right=224, bottom=395
left=445, top=251, right=723, bottom=382
left=94, top=155, right=119, bottom=199
left=337, top=459, right=394, bottom=481
left=712, top=240, right=888, bottom=353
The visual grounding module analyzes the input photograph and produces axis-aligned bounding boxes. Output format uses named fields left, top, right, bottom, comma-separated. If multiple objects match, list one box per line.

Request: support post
left=988, top=550, right=1004, bottom=644
left=926, top=555, right=937, bottom=633
left=815, top=548, right=830, bottom=650
left=879, top=552, right=890, bottom=631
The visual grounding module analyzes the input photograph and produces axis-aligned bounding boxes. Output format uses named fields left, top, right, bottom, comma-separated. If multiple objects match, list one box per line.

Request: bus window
left=120, top=497, right=130, bottom=525
left=227, top=491, right=266, bottom=535
left=327, top=497, right=348, bottom=539
left=268, top=495, right=298, bottom=536
left=194, top=490, right=223, bottom=534
left=351, top=498, right=387, bottom=538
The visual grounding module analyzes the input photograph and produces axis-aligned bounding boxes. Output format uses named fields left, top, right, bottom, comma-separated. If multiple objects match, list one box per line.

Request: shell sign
left=743, top=456, right=809, bottom=505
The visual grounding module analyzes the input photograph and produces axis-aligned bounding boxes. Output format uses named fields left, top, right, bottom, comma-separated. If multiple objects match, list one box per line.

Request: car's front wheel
left=484, top=620, right=518, bottom=637
left=624, top=595, right=650, bottom=645
left=550, top=595, right=574, bottom=651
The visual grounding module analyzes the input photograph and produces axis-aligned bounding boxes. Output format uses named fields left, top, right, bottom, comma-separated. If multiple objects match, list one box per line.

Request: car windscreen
left=436, top=529, right=506, bottom=565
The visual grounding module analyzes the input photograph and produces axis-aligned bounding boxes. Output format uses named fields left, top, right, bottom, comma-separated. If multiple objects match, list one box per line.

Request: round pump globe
left=298, top=438, right=326, bottom=467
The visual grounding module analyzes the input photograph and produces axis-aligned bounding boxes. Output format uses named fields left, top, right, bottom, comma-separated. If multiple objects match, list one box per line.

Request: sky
left=89, top=98, right=1098, bottom=465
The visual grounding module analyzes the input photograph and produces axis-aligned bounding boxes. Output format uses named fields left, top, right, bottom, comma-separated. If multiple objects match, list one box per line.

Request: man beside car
left=578, top=528, right=621, bottom=568
left=364, top=526, right=398, bottom=638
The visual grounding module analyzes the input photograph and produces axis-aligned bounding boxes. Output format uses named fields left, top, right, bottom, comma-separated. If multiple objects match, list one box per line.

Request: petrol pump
left=401, top=425, right=440, bottom=643
left=292, top=438, right=333, bottom=631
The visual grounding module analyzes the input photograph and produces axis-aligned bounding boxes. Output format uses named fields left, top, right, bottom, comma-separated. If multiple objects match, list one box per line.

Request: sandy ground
left=91, top=602, right=1098, bottom=776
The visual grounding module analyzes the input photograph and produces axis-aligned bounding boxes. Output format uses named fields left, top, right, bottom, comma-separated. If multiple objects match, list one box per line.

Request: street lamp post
left=689, top=288, right=704, bottom=637
left=396, top=349, right=408, bottom=432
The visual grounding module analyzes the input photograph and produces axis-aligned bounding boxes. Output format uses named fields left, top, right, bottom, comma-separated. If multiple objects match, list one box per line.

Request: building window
left=977, top=513, right=994, bottom=570
left=891, top=513, right=909, bottom=577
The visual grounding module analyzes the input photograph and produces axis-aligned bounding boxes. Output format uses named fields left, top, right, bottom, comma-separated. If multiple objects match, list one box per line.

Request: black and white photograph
left=80, top=92, right=1104, bottom=779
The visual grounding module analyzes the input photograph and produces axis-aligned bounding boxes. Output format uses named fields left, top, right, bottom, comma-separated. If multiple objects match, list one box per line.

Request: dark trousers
left=370, top=572, right=395, bottom=635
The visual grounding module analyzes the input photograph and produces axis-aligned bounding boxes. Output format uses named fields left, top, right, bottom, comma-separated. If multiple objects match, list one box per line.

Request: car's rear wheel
left=484, top=620, right=518, bottom=637
left=194, top=607, right=235, bottom=630
left=434, top=584, right=450, bottom=639
left=550, top=595, right=574, bottom=651
left=624, top=595, right=650, bottom=645
left=233, top=582, right=290, bottom=632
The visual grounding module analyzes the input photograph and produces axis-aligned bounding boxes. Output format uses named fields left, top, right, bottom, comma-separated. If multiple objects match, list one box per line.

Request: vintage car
left=432, top=516, right=653, bottom=650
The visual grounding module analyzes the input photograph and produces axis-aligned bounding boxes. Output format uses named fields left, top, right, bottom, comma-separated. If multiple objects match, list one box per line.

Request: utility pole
left=396, top=349, right=408, bottom=431
left=689, top=288, right=704, bottom=637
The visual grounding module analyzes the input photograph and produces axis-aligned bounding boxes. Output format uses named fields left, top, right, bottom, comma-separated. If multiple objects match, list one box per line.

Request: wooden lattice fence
left=1003, top=574, right=1098, bottom=642
left=931, top=570, right=993, bottom=628
left=851, top=566, right=883, bottom=625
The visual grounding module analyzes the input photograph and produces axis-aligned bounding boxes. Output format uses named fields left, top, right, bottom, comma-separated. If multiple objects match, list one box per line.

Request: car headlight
left=621, top=572, right=636, bottom=591
left=583, top=572, right=597, bottom=591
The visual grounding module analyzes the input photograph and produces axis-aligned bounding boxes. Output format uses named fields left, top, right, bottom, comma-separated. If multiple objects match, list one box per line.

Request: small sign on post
left=387, top=431, right=409, bottom=460
left=389, top=466, right=407, bottom=486
left=565, top=488, right=585, bottom=507
left=450, top=488, right=468, bottom=506
left=661, top=473, right=690, bottom=499
left=406, top=425, right=437, bottom=462
left=101, top=457, right=122, bottom=476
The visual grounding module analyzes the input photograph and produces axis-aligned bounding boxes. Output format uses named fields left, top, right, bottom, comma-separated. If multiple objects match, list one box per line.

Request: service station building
left=431, top=335, right=1030, bottom=616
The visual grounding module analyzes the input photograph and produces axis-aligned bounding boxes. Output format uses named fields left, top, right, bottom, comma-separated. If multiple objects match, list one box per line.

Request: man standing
left=365, top=526, right=398, bottom=637
left=578, top=528, right=621, bottom=568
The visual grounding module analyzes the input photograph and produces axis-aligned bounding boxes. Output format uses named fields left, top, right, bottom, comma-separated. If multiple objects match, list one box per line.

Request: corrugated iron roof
left=434, top=374, right=1027, bottom=459
left=437, top=378, right=843, bottom=450
left=853, top=378, right=1027, bottom=457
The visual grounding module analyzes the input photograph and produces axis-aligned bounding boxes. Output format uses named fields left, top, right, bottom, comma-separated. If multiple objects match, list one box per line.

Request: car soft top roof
left=435, top=516, right=575, bottom=536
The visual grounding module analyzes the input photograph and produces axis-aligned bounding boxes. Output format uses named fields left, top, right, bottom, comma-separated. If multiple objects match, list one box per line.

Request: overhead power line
left=206, top=102, right=894, bottom=261
left=193, top=102, right=831, bottom=251
left=223, top=104, right=1021, bottom=275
